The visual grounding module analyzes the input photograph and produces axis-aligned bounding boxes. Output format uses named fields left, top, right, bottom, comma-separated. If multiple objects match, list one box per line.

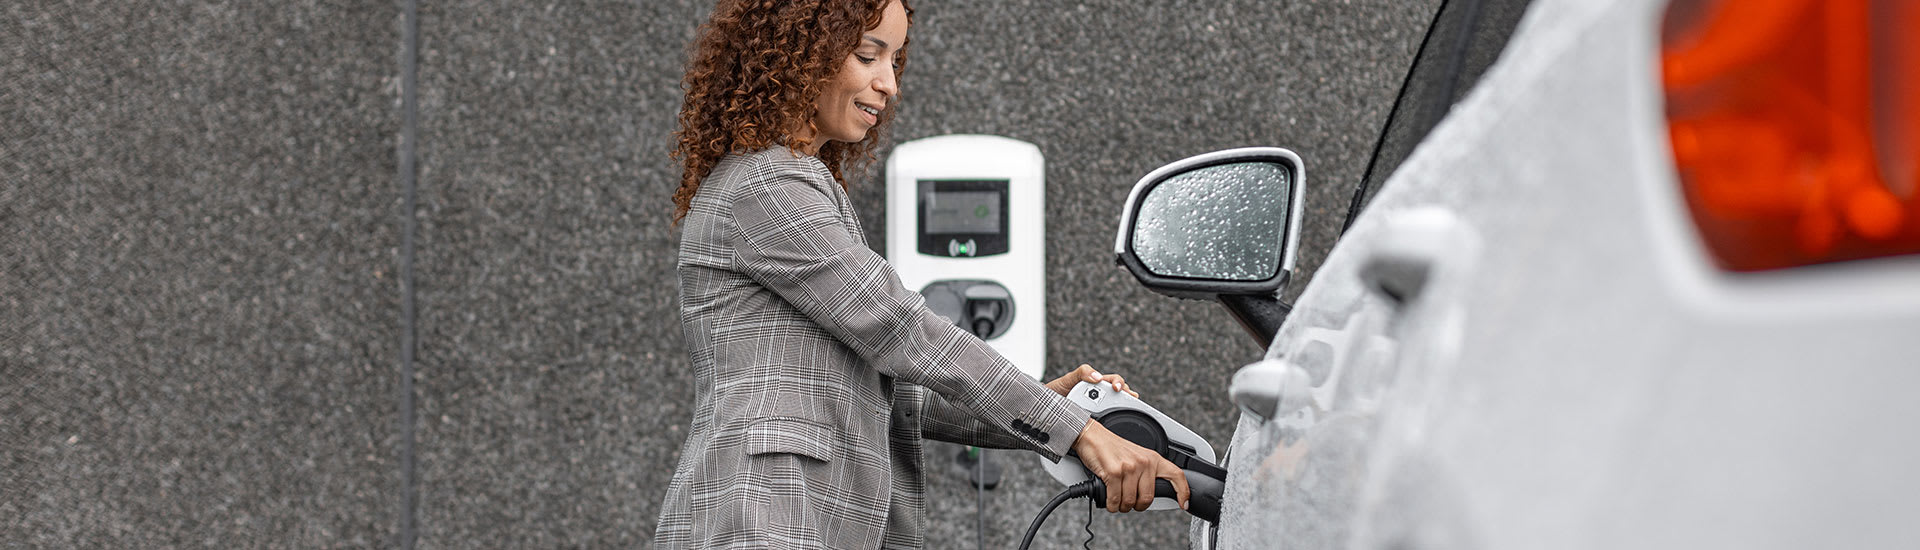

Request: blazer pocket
left=743, top=417, right=835, bottom=462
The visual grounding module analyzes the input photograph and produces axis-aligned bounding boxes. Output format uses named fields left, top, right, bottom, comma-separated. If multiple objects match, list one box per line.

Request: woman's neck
left=786, top=129, right=821, bottom=156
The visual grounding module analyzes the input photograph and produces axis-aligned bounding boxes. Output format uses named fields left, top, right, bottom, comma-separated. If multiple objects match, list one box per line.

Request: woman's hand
left=1046, top=364, right=1139, bottom=399
left=1071, top=418, right=1190, bottom=513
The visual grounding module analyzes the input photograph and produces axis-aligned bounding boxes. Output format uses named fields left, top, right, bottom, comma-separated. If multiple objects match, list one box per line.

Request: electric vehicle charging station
left=886, top=138, right=1234, bottom=548
left=886, top=134, right=1047, bottom=380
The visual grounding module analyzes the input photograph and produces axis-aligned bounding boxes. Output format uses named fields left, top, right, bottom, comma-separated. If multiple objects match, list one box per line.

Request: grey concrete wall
left=406, top=0, right=700, bottom=546
left=2, top=1, right=402, bottom=547
left=4, top=0, right=1436, bottom=548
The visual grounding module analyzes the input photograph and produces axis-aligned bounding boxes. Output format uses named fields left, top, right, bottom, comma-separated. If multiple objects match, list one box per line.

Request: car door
left=1205, top=0, right=1920, bottom=548
left=1199, top=0, right=1535, bottom=548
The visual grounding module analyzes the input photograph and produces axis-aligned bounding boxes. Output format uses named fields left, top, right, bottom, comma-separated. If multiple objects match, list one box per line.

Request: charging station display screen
left=924, top=190, right=1002, bottom=234
left=918, top=179, right=1010, bottom=257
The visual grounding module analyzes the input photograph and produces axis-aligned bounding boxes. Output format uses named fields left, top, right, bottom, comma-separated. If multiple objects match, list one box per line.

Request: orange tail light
left=1662, top=0, right=1920, bottom=271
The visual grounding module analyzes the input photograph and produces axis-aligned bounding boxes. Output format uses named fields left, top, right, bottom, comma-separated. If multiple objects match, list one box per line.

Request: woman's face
left=805, top=0, right=908, bottom=153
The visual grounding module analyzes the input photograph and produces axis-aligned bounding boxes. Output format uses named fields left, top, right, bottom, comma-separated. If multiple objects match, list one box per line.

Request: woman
left=655, top=1, right=1189, bottom=547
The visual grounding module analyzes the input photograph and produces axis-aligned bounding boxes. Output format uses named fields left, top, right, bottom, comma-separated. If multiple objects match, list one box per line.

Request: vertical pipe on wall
left=397, top=0, right=421, bottom=547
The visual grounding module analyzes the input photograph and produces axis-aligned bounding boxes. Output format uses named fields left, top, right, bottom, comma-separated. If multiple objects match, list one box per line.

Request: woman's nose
left=874, top=70, right=898, bottom=99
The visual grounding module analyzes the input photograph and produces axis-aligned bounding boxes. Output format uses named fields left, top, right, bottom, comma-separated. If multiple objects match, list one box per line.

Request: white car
left=1109, top=0, right=1920, bottom=548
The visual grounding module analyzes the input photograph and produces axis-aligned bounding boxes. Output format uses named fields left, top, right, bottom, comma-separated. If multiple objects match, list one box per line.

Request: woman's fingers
left=1116, top=456, right=1141, bottom=513
left=1065, top=365, right=1143, bottom=398
left=1109, top=453, right=1162, bottom=512
left=1134, top=465, right=1156, bottom=511
left=1096, top=373, right=1140, bottom=398
left=1073, top=419, right=1182, bottom=514
left=1163, top=460, right=1192, bottom=511
left=1077, top=364, right=1102, bottom=383
left=1075, top=364, right=1143, bottom=397
left=1047, top=365, right=1098, bottom=396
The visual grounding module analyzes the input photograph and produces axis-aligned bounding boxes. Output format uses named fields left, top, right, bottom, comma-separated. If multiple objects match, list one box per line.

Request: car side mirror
left=1115, top=147, right=1305, bottom=348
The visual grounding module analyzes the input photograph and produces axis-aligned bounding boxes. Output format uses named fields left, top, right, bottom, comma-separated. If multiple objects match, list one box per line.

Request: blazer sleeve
left=728, top=157, right=1088, bottom=461
left=919, top=390, right=1031, bottom=450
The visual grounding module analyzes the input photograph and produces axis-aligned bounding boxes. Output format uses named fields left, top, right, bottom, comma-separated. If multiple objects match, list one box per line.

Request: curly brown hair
left=671, top=0, right=913, bottom=224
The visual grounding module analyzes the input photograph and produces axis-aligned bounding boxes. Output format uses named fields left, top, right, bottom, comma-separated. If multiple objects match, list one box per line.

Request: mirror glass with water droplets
left=1132, top=162, right=1289, bottom=281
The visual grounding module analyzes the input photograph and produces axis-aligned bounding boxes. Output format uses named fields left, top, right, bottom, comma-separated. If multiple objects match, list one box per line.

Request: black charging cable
left=1019, top=471, right=1227, bottom=550
left=1083, top=491, right=1096, bottom=549
left=974, top=449, right=986, bottom=550
left=1019, top=481, right=1095, bottom=550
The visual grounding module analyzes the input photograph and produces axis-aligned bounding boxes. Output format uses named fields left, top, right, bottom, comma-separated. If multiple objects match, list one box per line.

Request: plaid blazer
left=654, top=146, right=1090, bottom=549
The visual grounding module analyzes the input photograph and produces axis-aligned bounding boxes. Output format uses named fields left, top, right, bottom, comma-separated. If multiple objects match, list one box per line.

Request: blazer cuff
left=920, top=390, right=1030, bottom=450
left=1025, top=394, right=1091, bottom=462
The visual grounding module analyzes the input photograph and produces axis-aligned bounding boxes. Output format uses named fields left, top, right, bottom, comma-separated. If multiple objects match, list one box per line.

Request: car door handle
left=1229, top=356, right=1312, bottom=421
left=1355, top=208, right=1465, bottom=304
left=1232, top=209, right=1469, bottom=420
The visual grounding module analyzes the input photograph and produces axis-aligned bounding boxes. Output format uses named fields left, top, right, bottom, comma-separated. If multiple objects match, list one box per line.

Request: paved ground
left=3, top=1, right=1441, bottom=547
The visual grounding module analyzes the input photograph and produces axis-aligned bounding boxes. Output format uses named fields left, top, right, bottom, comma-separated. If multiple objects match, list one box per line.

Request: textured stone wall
left=3, top=1, right=1437, bottom=547
left=3, top=1, right=403, bottom=547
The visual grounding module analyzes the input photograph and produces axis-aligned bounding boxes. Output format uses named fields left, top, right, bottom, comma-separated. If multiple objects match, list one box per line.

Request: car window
left=1341, top=0, right=1538, bottom=234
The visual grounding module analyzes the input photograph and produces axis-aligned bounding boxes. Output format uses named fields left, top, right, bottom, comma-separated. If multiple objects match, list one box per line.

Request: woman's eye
left=856, top=55, right=877, bottom=65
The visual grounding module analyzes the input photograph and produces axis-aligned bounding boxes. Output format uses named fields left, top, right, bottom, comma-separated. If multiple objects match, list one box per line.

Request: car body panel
left=1207, top=0, right=1920, bottom=547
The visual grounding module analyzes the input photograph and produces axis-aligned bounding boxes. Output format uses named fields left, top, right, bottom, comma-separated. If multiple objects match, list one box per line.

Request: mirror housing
left=1115, top=147, right=1305, bottom=347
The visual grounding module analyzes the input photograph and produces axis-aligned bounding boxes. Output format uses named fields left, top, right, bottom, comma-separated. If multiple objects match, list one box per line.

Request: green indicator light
left=974, top=205, right=990, bottom=218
